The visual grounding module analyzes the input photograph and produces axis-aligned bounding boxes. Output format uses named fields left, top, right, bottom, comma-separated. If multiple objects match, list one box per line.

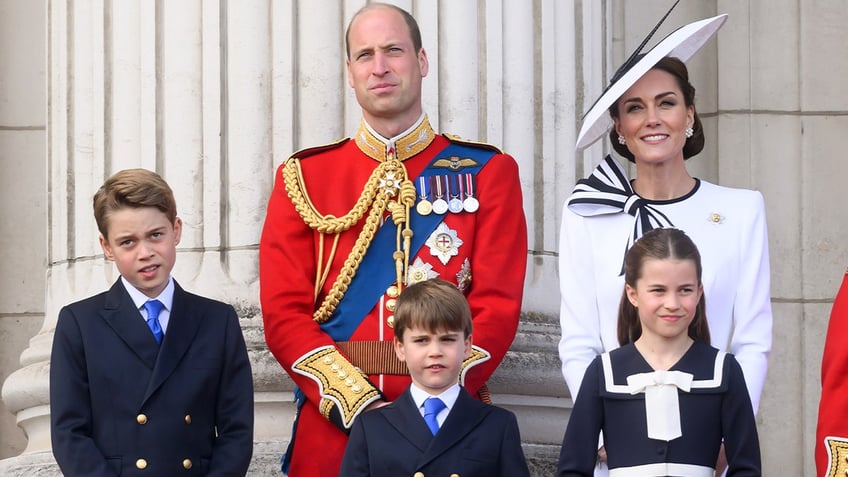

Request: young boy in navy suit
left=50, top=169, right=254, bottom=476
left=339, top=279, right=530, bottom=477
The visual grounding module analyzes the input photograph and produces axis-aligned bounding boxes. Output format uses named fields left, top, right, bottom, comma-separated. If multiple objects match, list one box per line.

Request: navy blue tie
left=144, top=300, right=164, bottom=344
left=423, top=397, right=446, bottom=435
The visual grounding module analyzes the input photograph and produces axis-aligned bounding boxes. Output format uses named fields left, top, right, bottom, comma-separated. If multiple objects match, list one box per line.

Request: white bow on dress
left=627, top=370, right=693, bottom=441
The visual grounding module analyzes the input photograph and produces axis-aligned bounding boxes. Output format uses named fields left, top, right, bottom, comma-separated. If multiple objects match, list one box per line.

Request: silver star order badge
left=379, top=171, right=401, bottom=196
left=456, top=258, right=472, bottom=292
left=426, top=223, right=463, bottom=265
left=407, top=257, right=439, bottom=285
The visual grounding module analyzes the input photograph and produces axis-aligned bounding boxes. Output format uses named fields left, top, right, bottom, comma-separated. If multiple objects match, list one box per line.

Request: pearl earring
left=685, top=127, right=694, bottom=138
left=618, top=135, right=626, bottom=145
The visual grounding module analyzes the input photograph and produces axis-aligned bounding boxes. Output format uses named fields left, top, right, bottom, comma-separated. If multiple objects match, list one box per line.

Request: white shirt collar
left=409, top=382, right=461, bottom=412
left=122, top=276, right=175, bottom=312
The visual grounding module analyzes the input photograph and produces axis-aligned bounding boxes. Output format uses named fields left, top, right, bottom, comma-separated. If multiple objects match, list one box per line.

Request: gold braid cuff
left=291, top=346, right=382, bottom=430
left=825, top=436, right=848, bottom=477
left=459, top=345, right=491, bottom=385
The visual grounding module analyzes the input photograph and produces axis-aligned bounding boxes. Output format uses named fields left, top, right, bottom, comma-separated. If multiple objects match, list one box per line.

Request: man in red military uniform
left=816, top=268, right=848, bottom=477
left=258, top=3, right=527, bottom=476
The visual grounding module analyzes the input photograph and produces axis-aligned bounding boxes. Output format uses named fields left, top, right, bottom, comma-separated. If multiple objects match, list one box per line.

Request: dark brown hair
left=345, top=3, right=423, bottom=59
left=608, top=56, right=705, bottom=162
left=93, top=169, right=177, bottom=239
left=617, top=227, right=710, bottom=345
left=393, top=279, right=472, bottom=341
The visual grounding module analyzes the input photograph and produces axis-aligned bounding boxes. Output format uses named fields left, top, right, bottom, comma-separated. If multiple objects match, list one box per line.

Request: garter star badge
left=426, top=223, right=463, bottom=265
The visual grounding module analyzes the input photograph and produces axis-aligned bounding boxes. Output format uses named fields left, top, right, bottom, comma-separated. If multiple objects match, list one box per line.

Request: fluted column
left=0, top=0, right=290, bottom=474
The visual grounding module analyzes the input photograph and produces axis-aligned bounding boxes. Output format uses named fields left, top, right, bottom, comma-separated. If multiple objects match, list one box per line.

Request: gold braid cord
left=283, top=156, right=415, bottom=323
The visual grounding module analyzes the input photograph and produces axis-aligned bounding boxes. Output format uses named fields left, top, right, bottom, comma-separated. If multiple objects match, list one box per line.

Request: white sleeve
left=728, top=191, right=772, bottom=414
left=558, top=204, right=605, bottom=400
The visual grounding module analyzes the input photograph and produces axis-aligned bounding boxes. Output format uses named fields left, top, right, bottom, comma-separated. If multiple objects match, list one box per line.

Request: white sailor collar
left=600, top=342, right=728, bottom=397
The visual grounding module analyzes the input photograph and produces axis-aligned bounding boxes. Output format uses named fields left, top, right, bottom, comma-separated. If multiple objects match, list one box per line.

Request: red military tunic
left=816, top=268, right=848, bottom=477
left=259, top=116, right=527, bottom=476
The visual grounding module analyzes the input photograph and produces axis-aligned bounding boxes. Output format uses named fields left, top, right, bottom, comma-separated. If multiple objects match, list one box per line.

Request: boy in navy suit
left=339, top=279, right=530, bottom=477
left=50, top=169, right=254, bottom=476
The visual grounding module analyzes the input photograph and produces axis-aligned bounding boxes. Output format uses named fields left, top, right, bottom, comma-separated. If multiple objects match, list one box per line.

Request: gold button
left=385, top=298, right=397, bottom=312
left=322, top=355, right=334, bottom=364
left=136, top=414, right=148, bottom=425
left=386, top=285, right=399, bottom=298
left=351, top=384, right=363, bottom=393
left=344, top=377, right=355, bottom=386
left=136, top=458, right=147, bottom=469
left=387, top=315, right=395, bottom=328
left=711, top=213, right=721, bottom=223
left=184, top=414, right=192, bottom=424
left=331, top=363, right=341, bottom=371
left=183, top=459, right=193, bottom=469
left=337, top=369, right=348, bottom=379
left=414, top=473, right=424, bottom=477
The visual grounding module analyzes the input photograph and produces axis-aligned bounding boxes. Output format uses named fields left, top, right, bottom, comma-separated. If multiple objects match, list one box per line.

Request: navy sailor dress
left=557, top=341, right=761, bottom=477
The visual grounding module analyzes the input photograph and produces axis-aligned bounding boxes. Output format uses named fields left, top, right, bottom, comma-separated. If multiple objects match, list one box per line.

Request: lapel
left=416, top=388, right=492, bottom=468
left=142, top=281, right=205, bottom=403
left=383, top=388, right=435, bottom=453
left=99, top=280, right=160, bottom=369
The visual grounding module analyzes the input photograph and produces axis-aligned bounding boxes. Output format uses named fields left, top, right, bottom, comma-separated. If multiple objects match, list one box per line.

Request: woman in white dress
left=558, top=13, right=772, bottom=476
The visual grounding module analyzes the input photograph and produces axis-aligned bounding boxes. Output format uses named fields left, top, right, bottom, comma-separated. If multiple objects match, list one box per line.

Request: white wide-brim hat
left=575, top=13, right=728, bottom=151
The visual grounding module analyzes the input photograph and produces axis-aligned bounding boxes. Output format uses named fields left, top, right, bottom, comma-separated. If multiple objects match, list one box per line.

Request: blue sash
left=320, top=143, right=496, bottom=340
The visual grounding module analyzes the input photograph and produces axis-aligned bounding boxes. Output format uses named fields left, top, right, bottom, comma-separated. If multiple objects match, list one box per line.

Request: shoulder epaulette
left=289, top=138, right=350, bottom=160
left=443, top=133, right=503, bottom=154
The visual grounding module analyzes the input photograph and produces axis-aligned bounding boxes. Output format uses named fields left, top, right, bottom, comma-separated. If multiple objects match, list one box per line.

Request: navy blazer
left=50, top=279, right=254, bottom=476
left=339, top=386, right=530, bottom=477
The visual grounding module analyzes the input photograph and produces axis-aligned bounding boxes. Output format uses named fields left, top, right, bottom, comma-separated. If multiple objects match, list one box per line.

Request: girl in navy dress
left=557, top=228, right=761, bottom=477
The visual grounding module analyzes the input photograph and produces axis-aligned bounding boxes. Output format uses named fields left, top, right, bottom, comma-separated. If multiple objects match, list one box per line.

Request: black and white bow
left=567, top=155, right=675, bottom=272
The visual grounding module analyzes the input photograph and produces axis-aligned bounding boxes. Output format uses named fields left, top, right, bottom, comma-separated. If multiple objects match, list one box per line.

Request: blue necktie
left=144, top=300, right=164, bottom=344
left=423, top=397, right=446, bottom=436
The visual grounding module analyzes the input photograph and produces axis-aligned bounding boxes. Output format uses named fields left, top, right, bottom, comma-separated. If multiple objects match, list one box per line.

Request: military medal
left=431, top=176, right=449, bottom=215
left=415, top=176, right=432, bottom=215
left=448, top=175, right=464, bottom=213
left=463, top=173, right=479, bottom=213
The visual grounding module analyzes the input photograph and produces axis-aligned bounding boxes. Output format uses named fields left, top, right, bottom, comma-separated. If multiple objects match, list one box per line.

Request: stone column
left=0, top=1, right=292, bottom=474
